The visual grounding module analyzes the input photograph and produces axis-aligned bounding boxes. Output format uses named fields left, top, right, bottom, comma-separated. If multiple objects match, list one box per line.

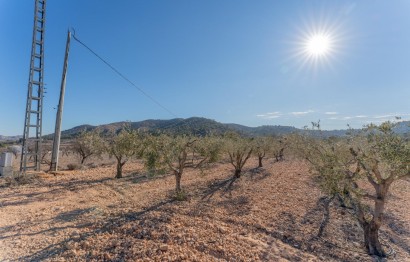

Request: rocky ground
left=0, top=157, right=409, bottom=261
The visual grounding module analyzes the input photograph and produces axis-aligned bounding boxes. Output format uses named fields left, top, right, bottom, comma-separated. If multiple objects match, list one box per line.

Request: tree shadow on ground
left=384, top=212, right=410, bottom=236
left=0, top=197, right=48, bottom=209
left=0, top=221, right=93, bottom=242
left=247, top=167, right=272, bottom=181
left=309, top=195, right=410, bottom=258
left=301, top=196, right=335, bottom=239
left=216, top=195, right=251, bottom=216
left=123, top=171, right=172, bottom=185
left=54, top=207, right=97, bottom=222
left=217, top=212, right=315, bottom=260
left=14, top=199, right=174, bottom=262
left=200, top=166, right=268, bottom=202
left=382, top=212, right=410, bottom=254
left=0, top=177, right=113, bottom=209
left=219, top=208, right=367, bottom=261
left=51, top=177, right=113, bottom=192
left=301, top=196, right=409, bottom=261
left=200, top=176, right=238, bottom=201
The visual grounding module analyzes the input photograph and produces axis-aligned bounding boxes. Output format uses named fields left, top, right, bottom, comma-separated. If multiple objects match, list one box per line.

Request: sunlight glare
left=305, top=34, right=331, bottom=57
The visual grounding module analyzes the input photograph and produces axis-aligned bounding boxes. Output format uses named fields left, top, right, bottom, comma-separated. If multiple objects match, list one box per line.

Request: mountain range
left=39, top=117, right=410, bottom=140
left=2, top=118, right=409, bottom=141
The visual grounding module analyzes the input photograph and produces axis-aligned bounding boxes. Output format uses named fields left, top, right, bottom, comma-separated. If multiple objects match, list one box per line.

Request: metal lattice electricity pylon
left=20, top=0, right=47, bottom=173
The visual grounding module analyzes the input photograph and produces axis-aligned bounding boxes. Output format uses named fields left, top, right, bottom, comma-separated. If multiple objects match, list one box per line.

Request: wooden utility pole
left=50, top=30, right=71, bottom=171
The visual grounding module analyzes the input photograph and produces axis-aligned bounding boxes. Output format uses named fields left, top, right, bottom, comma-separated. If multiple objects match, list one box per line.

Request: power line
left=71, top=33, right=178, bottom=118
left=71, top=31, right=210, bottom=135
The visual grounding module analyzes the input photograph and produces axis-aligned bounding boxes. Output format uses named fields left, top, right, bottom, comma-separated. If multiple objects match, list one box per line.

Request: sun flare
left=305, top=34, right=331, bottom=57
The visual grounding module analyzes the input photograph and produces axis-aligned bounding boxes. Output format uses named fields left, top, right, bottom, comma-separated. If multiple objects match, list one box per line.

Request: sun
left=289, top=15, right=345, bottom=72
left=305, top=34, right=331, bottom=57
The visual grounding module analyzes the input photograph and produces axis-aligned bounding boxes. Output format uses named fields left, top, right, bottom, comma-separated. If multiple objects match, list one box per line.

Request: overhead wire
left=71, top=32, right=178, bottom=119
left=70, top=31, right=204, bottom=135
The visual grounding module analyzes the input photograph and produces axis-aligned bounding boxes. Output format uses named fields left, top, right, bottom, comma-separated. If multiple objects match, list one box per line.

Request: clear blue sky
left=1, top=0, right=409, bottom=135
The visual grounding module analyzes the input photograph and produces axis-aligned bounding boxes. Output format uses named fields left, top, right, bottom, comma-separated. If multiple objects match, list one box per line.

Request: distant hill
left=6, top=119, right=408, bottom=143
left=41, top=118, right=410, bottom=140
left=0, top=135, right=22, bottom=142
left=42, top=117, right=347, bottom=139
left=45, top=117, right=232, bottom=139
left=393, top=121, right=410, bottom=134
left=225, top=124, right=299, bottom=136
left=43, top=124, right=96, bottom=140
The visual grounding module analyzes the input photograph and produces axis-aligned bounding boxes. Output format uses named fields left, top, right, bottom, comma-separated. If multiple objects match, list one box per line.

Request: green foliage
left=144, top=150, right=164, bottom=176
left=72, top=130, right=104, bottom=164
left=293, top=133, right=355, bottom=196
left=174, top=190, right=188, bottom=201
left=295, top=121, right=410, bottom=256
left=144, top=134, right=222, bottom=174
left=104, top=126, right=144, bottom=178
left=143, top=134, right=223, bottom=194
left=195, top=136, right=223, bottom=164
left=361, top=122, right=410, bottom=180
left=253, top=136, right=288, bottom=163
left=253, top=136, right=273, bottom=167
left=151, top=134, right=192, bottom=169
left=162, top=117, right=230, bottom=136
left=224, top=132, right=254, bottom=177
left=253, top=136, right=271, bottom=157
left=105, top=128, right=143, bottom=160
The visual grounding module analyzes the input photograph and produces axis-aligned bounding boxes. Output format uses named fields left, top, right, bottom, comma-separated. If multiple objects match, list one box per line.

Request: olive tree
left=253, top=136, right=271, bottom=168
left=253, top=136, right=287, bottom=167
left=145, top=134, right=221, bottom=198
left=72, top=131, right=104, bottom=164
left=224, top=132, right=254, bottom=178
left=40, top=143, right=52, bottom=165
left=272, top=137, right=287, bottom=162
left=105, top=129, right=143, bottom=179
left=143, top=139, right=163, bottom=176
left=296, top=121, right=410, bottom=257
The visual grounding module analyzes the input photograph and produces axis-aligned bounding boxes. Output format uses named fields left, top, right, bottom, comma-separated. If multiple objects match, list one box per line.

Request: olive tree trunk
left=357, top=181, right=390, bottom=257
left=175, top=171, right=182, bottom=194
left=229, top=149, right=253, bottom=179
left=234, top=168, right=241, bottom=178
left=363, top=221, right=384, bottom=256
left=80, top=155, right=88, bottom=164
left=115, top=157, right=126, bottom=179
left=258, top=156, right=263, bottom=168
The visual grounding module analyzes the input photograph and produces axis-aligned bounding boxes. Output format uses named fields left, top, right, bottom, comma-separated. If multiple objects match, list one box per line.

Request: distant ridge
left=0, top=135, right=22, bottom=142
left=44, top=117, right=232, bottom=139
left=41, top=117, right=410, bottom=140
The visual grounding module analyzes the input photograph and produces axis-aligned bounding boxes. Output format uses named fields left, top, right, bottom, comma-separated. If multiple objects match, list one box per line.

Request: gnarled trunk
left=234, top=168, right=241, bottom=178
left=363, top=221, right=385, bottom=257
left=80, top=154, right=91, bottom=165
left=275, top=148, right=284, bottom=162
left=258, top=156, right=263, bottom=168
left=357, top=180, right=390, bottom=257
left=116, top=160, right=125, bottom=179
left=175, top=171, right=182, bottom=194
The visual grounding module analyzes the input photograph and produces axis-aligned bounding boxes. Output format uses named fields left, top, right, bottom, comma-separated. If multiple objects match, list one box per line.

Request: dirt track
left=0, top=158, right=409, bottom=261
